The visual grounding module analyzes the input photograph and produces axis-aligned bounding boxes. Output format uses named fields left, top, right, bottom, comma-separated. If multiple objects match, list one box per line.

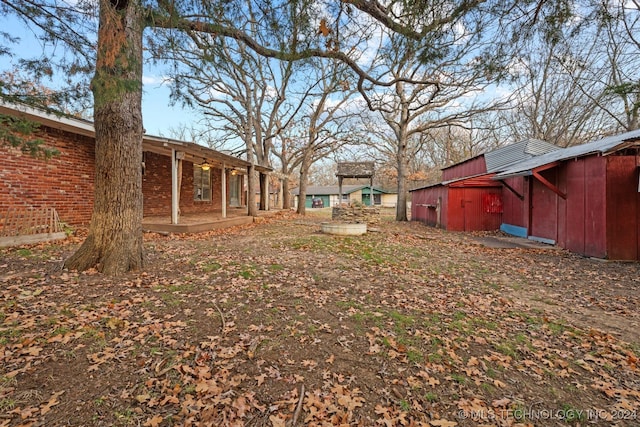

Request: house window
left=194, top=167, right=211, bottom=201
left=374, top=194, right=382, bottom=205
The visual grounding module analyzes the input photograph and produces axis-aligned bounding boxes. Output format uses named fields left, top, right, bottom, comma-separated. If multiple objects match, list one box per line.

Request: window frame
left=194, top=166, right=212, bottom=201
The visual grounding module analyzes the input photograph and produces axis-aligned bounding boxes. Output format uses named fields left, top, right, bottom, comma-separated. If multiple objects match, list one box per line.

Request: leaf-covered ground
left=1, top=210, right=639, bottom=426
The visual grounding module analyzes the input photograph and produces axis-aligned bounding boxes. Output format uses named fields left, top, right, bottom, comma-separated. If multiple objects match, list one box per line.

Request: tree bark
left=396, top=152, right=409, bottom=221
left=247, top=164, right=257, bottom=216
left=395, top=130, right=409, bottom=221
left=296, top=154, right=311, bottom=215
left=259, top=172, right=268, bottom=210
left=64, top=0, right=144, bottom=274
left=282, top=175, right=291, bottom=209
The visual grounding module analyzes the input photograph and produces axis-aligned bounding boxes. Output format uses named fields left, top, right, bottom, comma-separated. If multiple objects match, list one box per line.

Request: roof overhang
left=0, top=100, right=272, bottom=173
left=494, top=161, right=561, bottom=180
left=143, top=136, right=252, bottom=170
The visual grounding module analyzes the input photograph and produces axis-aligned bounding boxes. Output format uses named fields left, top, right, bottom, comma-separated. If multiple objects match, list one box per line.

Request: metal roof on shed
left=484, top=139, right=559, bottom=172
left=493, top=129, right=640, bottom=179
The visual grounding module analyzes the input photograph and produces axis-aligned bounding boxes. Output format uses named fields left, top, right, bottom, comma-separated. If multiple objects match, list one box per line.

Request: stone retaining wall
left=332, top=206, right=381, bottom=224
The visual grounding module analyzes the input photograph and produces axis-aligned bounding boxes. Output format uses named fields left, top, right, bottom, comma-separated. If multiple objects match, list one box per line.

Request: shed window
left=194, top=167, right=211, bottom=201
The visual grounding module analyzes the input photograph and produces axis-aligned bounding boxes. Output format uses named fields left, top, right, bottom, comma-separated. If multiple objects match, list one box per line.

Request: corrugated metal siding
left=557, top=165, right=568, bottom=249
left=530, top=168, right=558, bottom=242
left=525, top=139, right=561, bottom=156
left=584, top=157, right=607, bottom=258
left=500, top=152, right=639, bottom=260
left=448, top=188, right=503, bottom=231
left=495, top=129, right=640, bottom=179
left=485, top=139, right=558, bottom=172
left=448, top=189, right=465, bottom=231
left=442, top=156, right=486, bottom=181
left=501, top=177, right=526, bottom=228
left=565, top=160, right=586, bottom=255
left=411, top=186, right=447, bottom=227
left=606, top=156, right=638, bottom=260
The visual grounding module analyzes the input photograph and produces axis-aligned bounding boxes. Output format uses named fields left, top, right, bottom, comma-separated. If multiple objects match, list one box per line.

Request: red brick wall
left=2, top=124, right=231, bottom=226
left=142, top=152, right=224, bottom=216
left=0, top=126, right=95, bottom=226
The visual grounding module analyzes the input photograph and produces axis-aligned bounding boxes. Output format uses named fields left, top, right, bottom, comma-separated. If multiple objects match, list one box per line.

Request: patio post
left=221, top=163, right=227, bottom=218
left=171, top=149, right=183, bottom=225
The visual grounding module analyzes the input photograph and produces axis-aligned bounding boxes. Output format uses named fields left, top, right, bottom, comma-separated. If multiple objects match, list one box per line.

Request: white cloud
left=142, top=75, right=172, bottom=86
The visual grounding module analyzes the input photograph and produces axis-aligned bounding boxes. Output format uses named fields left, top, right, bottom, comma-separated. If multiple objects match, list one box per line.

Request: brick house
left=0, top=102, right=264, bottom=235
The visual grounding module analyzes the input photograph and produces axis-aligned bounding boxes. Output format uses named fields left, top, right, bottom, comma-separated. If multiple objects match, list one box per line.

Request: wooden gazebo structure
left=336, top=162, right=374, bottom=206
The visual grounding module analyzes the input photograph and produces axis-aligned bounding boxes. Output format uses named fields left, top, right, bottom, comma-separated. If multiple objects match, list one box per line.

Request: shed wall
left=583, top=157, right=607, bottom=257
left=529, top=168, right=559, bottom=243
left=410, top=186, right=447, bottom=227
left=442, top=156, right=486, bottom=181
left=500, top=177, right=526, bottom=228
left=564, top=160, right=586, bottom=255
left=605, top=155, right=640, bottom=260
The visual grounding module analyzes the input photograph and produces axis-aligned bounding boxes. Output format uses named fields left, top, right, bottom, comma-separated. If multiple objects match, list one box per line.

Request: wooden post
left=171, top=149, right=183, bottom=225
left=265, top=173, right=270, bottom=211
left=221, top=163, right=227, bottom=219
left=370, top=177, right=374, bottom=206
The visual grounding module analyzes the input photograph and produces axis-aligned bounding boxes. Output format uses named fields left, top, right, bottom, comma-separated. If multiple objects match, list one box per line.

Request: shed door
left=451, top=188, right=502, bottom=231
left=463, top=188, right=502, bottom=231
left=530, top=169, right=558, bottom=243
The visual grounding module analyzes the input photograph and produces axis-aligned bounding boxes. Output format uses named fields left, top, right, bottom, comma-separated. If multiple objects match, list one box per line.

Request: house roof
left=494, top=129, right=640, bottom=179
left=484, top=139, right=559, bottom=172
left=292, top=185, right=392, bottom=196
left=0, top=101, right=271, bottom=172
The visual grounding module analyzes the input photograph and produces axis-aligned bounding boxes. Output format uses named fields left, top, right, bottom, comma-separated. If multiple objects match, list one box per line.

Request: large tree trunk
left=247, top=164, right=258, bottom=216
left=259, top=172, right=268, bottom=210
left=396, top=141, right=409, bottom=221
left=296, top=154, right=311, bottom=215
left=65, top=0, right=144, bottom=274
left=282, top=175, right=291, bottom=209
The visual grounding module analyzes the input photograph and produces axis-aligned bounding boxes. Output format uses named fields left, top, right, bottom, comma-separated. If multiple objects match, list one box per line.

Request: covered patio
left=142, top=136, right=272, bottom=233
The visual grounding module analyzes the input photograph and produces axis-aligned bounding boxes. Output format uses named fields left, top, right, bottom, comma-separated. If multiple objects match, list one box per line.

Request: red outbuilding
left=411, top=139, right=558, bottom=232
left=494, top=130, right=640, bottom=260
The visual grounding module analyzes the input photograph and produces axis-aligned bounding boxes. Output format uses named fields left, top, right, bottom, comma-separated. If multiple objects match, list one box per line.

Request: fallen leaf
left=144, top=415, right=163, bottom=427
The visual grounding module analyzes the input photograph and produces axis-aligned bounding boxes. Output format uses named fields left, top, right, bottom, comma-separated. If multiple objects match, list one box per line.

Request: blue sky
left=139, top=75, right=199, bottom=137
left=0, top=14, right=199, bottom=137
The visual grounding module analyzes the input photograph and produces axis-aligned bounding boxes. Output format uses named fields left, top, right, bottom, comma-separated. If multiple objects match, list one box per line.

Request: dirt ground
left=0, top=210, right=638, bottom=426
